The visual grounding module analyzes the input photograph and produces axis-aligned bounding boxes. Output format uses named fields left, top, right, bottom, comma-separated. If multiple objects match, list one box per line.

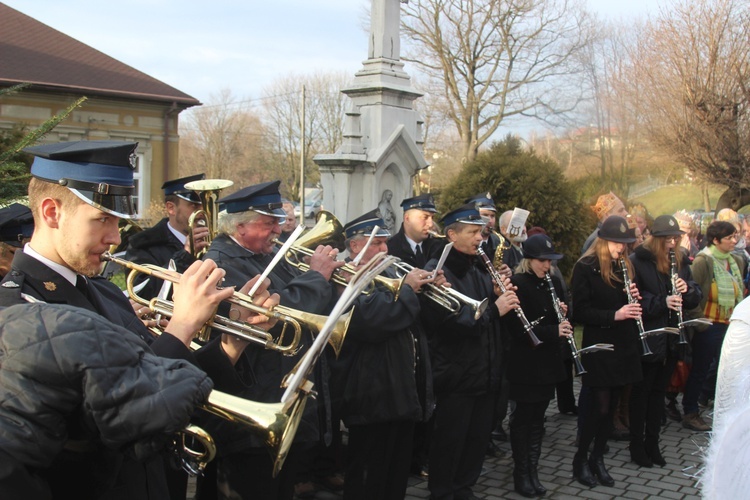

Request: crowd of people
left=0, top=140, right=746, bottom=500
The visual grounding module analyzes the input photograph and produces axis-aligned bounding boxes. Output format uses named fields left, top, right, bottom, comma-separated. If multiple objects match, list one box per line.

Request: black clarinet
left=620, top=257, right=653, bottom=356
left=477, top=247, right=543, bottom=348
left=670, top=250, right=689, bottom=345
left=545, top=272, right=586, bottom=375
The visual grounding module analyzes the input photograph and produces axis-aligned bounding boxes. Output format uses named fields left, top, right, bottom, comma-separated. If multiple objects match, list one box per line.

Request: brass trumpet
left=275, top=210, right=406, bottom=300
left=101, top=253, right=353, bottom=356
left=186, top=179, right=234, bottom=259
left=391, top=259, right=488, bottom=320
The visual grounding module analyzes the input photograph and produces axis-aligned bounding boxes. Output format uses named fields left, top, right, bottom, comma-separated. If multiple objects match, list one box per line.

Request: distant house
left=0, top=3, right=200, bottom=215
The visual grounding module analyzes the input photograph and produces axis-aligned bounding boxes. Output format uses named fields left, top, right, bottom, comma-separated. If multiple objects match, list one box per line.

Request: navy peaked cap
left=441, top=203, right=485, bottom=227
left=24, top=140, right=138, bottom=218
left=344, top=209, right=391, bottom=239
left=162, top=173, right=205, bottom=202
left=400, top=193, right=437, bottom=213
left=218, top=180, right=286, bottom=218
left=0, top=203, right=33, bottom=247
left=465, top=192, right=496, bottom=211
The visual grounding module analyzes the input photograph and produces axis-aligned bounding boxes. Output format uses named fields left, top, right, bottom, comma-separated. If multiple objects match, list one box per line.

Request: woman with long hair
left=629, top=215, right=702, bottom=467
left=682, top=220, right=746, bottom=432
left=504, top=234, right=569, bottom=497
left=571, top=216, right=643, bottom=488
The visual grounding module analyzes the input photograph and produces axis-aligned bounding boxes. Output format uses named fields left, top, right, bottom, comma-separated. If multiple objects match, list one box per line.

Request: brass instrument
left=492, top=230, right=512, bottom=270
left=174, top=388, right=308, bottom=477
left=185, top=179, right=234, bottom=259
left=101, top=252, right=353, bottom=356
left=180, top=252, right=396, bottom=477
left=391, top=259, right=489, bottom=320
left=276, top=210, right=406, bottom=300
left=669, top=249, right=712, bottom=345
left=619, top=257, right=680, bottom=356
left=477, top=247, right=543, bottom=348
left=544, top=272, right=613, bottom=376
left=277, top=252, right=398, bottom=475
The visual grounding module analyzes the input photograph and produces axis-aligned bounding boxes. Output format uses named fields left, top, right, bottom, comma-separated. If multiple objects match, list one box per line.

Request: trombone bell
left=204, top=390, right=309, bottom=478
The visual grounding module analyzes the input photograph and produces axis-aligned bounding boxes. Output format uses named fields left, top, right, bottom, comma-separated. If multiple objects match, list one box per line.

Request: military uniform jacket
left=331, top=268, right=433, bottom=427
left=571, top=256, right=643, bottom=387
left=202, top=234, right=336, bottom=454
left=630, top=246, right=702, bottom=361
left=420, top=248, right=504, bottom=397
left=502, top=271, right=566, bottom=401
left=124, top=218, right=196, bottom=300
left=387, top=224, right=444, bottom=268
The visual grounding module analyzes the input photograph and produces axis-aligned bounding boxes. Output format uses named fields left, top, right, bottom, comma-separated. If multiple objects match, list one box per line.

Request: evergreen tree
left=0, top=84, right=86, bottom=205
left=438, top=135, right=593, bottom=275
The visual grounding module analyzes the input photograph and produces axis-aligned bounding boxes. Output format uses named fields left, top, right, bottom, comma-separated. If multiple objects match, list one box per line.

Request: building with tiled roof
left=0, top=2, right=200, bottom=214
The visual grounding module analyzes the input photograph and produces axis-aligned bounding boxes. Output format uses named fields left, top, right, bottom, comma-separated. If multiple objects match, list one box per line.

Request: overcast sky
left=4, top=0, right=661, bottom=109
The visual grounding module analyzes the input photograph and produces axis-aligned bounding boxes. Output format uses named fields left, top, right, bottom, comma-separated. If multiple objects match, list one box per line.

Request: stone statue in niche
left=377, top=189, right=396, bottom=233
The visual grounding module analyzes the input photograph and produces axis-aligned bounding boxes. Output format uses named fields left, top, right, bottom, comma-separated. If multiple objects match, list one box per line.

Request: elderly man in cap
left=330, top=208, right=437, bottom=500
left=0, top=203, right=33, bottom=279
left=202, top=179, right=343, bottom=500
left=0, top=141, right=277, bottom=500
left=420, top=202, right=518, bottom=500
left=124, top=173, right=208, bottom=301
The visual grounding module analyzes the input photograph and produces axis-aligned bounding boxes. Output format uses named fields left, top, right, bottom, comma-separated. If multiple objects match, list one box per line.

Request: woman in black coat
left=571, top=216, right=643, bottom=488
left=504, top=235, right=569, bottom=497
left=629, top=215, right=702, bottom=468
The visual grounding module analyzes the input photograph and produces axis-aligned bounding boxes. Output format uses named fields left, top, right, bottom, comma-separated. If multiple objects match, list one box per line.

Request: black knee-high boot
left=510, top=422, right=536, bottom=497
left=528, top=421, right=546, bottom=496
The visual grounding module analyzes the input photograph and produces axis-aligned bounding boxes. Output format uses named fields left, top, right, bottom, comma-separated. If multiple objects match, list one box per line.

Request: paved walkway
left=189, top=381, right=710, bottom=499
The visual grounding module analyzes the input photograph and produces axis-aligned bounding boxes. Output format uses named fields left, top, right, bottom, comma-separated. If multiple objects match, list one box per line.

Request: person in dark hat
left=124, top=173, right=208, bottom=302
left=0, top=141, right=278, bottom=500
left=628, top=215, right=702, bottom=468
left=202, top=180, right=344, bottom=500
left=466, top=192, right=502, bottom=261
left=419, top=202, right=518, bottom=500
left=570, top=215, right=643, bottom=488
left=330, top=209, right=437, bottom=500
left=502, top=234, right=569, bottom=497
left=385, top=192, right=441, bottom=478
left=387, top=193, right=442, bottom=269
left=467, top=194, right=514, bottom=447
left=0, top=203, right=33, bottom=279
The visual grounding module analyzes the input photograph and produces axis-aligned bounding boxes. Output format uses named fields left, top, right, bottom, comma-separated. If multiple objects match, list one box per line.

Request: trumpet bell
left=205, top=390, right=308, bottom=478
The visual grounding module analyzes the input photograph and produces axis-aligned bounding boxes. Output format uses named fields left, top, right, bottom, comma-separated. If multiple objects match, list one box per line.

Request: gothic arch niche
left=376, top=163, right=405, bottom=232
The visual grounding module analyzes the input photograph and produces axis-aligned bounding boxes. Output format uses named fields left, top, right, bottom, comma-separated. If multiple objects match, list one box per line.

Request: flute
left=477, top=247, right=542, bottom=348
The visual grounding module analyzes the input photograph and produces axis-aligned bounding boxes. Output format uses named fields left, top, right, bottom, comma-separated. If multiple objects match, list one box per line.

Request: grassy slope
left=630, top=183, right=726, bottom=216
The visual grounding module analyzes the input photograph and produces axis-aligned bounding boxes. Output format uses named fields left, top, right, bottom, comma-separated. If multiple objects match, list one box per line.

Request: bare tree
left=262, top=71, right=350, bottom=199
left=634, top=0, right=750, bottom=210
left=179, top=88, right=269, bottom=187
left=401, top=0, right=592, bottom=163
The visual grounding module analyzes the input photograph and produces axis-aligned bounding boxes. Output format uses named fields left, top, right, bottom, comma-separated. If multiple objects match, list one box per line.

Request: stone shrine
left=314, top=0, right=427, bottom=231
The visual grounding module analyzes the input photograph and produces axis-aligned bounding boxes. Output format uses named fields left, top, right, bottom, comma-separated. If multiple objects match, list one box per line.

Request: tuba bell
left=185, top=179, right=234, bottom=259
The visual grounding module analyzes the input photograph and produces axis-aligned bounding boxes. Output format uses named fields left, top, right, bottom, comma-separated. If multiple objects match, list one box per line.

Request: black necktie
left=76, top=275, right=93, bottom=303
left=415, top=244, right=425, bottom=267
